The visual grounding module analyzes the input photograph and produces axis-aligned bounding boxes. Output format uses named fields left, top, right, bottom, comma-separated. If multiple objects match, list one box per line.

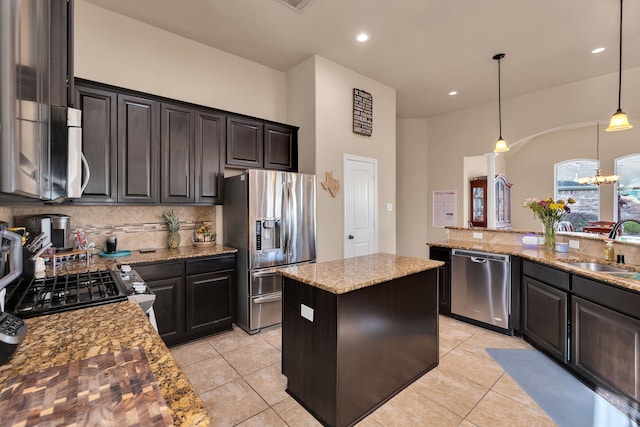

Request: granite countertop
left=43, top=244, right=238, bottom=277
left=279, top=253, right=443, bottom=294
left=429, top=239, right=640, bottom=293
left=0, top=301, right=210, bottom=426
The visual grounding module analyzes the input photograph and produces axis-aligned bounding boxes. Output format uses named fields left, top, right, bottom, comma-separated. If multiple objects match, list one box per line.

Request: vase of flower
left=524, top=197, right=575, bottom=251
left=542, top=218, right=557, bottom=251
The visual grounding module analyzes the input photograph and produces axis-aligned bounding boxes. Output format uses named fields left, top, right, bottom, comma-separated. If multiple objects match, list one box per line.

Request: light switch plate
left=301, top=304, right=314, bottom=322
left=569, top=240, right=580, bottom=249
left=473, top=232, right=483, bottom=239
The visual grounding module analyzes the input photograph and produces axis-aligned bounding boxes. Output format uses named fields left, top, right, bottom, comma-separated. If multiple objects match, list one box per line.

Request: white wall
left=74, top=0, right=287, bottom=122
left=286, top=57, right=316, bottom=175
left=508, top=123, right=640, bottom=230
left=397, top=119, right=429, bottom=258
left=426, top=67, right=640, bottom=242
left=313, top=56, right=397, bottom=261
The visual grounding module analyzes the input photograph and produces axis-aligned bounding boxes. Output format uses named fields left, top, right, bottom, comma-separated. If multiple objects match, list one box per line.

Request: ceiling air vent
left=274, top=0, right=315, bottom=13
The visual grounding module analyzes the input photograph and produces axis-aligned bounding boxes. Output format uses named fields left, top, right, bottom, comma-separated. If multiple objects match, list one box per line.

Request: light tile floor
left=170, top=316, right=557, bottom=427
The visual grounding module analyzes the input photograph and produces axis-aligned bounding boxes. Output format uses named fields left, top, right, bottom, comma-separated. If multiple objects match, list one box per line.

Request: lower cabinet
left=429, top=246, right=451, bottom=315
left=572, top=296, right=640, bottom=402
left=522, top=276, right=568, bottom=362
left=135, top=253, right=235, bottom=346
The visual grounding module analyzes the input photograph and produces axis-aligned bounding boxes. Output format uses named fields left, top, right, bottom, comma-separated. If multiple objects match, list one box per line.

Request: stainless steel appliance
left=4, top=270, right=128, bottom=318
left=47, top=213, right=71, bottom=251
left=0, top=0, right=87, bottom=201
left=224, top=170, right=316, bottom=334
left=0, top=222, right=27, bottom=365
left=451, top=249, right=511, bottom=332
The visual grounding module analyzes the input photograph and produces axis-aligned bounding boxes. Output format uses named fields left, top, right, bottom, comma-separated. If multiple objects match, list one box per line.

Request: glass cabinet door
left=469, top=178, right=487, bottom=227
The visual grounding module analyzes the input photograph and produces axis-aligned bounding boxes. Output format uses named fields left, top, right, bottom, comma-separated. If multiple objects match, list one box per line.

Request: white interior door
left=344, top=155, right=378, bottom=258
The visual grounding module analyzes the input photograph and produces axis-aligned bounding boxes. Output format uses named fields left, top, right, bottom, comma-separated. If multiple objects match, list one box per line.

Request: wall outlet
left=473, top=232, right=483, bottom=239
left=301, top=304, right=314, bottom=322
left=569, top=240, right=580, bottom=249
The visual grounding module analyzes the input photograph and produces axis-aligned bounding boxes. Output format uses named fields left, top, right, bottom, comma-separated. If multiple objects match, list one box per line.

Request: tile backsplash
left=8, top=205, right=216, bottom=252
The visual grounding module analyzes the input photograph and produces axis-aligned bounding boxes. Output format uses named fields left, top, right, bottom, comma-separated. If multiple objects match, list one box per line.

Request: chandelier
left=578, top=122, right=619, bottom=185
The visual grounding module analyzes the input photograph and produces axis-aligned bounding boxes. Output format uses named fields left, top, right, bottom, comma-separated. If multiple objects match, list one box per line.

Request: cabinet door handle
left=348, top=235, right=354, bottom=240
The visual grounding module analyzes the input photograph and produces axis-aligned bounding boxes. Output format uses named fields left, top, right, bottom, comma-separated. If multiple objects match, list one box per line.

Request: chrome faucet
left=608, top=218, right=640, bottom=239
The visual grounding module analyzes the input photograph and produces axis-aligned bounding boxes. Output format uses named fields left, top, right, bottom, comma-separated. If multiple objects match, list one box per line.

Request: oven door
left=249, top=291, right=282, bottom=331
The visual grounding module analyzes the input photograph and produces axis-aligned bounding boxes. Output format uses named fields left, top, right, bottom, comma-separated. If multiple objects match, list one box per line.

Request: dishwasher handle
left=470, top=257, right=488, bottom=263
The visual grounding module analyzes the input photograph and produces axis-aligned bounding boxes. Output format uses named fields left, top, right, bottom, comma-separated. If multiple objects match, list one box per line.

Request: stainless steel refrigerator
left=224, top=170, right=316, bottom=334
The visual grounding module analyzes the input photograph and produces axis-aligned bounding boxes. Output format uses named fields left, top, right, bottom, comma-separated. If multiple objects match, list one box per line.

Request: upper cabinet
left=194, top=110, right=225, bottom=204
left=264, top=123, right=298, bottom=171
left=117, top=94, right=161, bottom=203
left=74, top=84, right=117, bottom=203
left=74, top=79, right=291, bottom=205
left=469, top=174, right=512, bottom=229
left=226, top=117, right=264, bottom=169
left=226, top=116, right=298, bottom=172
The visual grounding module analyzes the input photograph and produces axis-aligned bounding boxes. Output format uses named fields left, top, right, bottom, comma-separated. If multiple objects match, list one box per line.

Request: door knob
left=348, top=235, right=354, bottom=240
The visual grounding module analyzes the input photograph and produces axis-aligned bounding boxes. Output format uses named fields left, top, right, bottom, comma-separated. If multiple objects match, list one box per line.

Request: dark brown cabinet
left=522, top=260, right=569, bottom=363
left=264, top=123, right=298, bottom=171
left=194, top=110, right=225, bottom=204
left=134, top=261, right=185, bottom=347
left=429, top=246, right=451, bottom=315
left=226, top=116, right=298, bottom=171
left=135, top=254, right=235, bottom=347
left=74, top=84, right=117, bottom=203
left=522, top=276, right=568, bottom=362
left=161, top=103, right=194, bottom=203
left=572, top=296, right=640, bottom=402
left=117, top=94, right=160, bottom=203
left=226, top=116, right=264, bottom=169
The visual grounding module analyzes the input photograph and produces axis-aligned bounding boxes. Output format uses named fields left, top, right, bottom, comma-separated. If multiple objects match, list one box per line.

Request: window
left=615, top=154, right=640, bottom=235
left=555, top=160, right=599, bottom=231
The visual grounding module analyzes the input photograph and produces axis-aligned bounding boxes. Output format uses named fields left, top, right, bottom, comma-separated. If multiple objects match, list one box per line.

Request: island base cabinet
left=282, top=270, right=438, bottom=427
left=572, top=296, right=640, bottom=403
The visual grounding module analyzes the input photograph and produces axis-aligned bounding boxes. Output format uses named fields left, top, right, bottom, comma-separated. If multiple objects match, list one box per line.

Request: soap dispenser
left=605, top=240, right=615, bottom=262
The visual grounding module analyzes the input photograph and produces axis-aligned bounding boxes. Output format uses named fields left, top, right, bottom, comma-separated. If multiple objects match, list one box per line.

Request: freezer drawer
left=249, top=291, right=282, bottom=331
left=250, top=269, right=282, bottom=296
left=451, top=249, right=511, bottom=330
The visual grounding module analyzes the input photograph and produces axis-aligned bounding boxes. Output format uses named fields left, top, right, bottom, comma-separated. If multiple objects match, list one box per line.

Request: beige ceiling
left=83, top=0, right=640, bottom=118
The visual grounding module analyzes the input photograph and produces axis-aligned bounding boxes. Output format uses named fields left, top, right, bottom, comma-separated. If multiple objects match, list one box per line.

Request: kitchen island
left=279, top=253, right=442, bottom=427
left=0, top=301, right=210, bottom=426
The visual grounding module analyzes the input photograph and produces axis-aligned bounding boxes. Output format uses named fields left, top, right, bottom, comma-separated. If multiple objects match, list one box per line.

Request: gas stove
left=3, top=270, right=128, bottom=319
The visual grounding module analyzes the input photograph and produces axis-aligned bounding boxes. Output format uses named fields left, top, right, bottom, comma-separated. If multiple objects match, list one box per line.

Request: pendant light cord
left=616, top=0, right=623, bottom=111
left=498, top=57, right=503, bottom=138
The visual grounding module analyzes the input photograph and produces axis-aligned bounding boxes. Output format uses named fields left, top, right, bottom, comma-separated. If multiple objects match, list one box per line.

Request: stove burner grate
left=4, top=270, right=127, bottom=318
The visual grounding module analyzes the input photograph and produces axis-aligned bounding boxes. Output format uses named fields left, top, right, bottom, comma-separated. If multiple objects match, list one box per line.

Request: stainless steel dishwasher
left=451, top=249, right=511, bottom=331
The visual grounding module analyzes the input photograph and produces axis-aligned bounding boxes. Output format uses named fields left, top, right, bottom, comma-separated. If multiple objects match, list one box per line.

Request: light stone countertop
left=279, top=253, right=442, bottom=294
left=429, top=239, right=640, bottom=294
left=42, top=244, right=238, bottom=277
left=0, top=301, right=211, bottom=426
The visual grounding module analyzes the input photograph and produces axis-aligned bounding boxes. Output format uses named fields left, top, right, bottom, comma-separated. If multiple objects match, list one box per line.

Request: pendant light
left=493, top=53, right=509, bottom=152
left=578, top=122, right=619, bottom=185
left=606, top=0, right=633, bottom=131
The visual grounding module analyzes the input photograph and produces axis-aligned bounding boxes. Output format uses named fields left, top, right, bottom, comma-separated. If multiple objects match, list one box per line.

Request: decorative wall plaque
left=353, top=88, right=373, bottom=136
left=321, top=171, right=340, bottom=198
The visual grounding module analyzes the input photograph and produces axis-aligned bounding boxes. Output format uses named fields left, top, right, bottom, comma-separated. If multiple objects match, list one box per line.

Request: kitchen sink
left=560, top=261, right=629, bottom=273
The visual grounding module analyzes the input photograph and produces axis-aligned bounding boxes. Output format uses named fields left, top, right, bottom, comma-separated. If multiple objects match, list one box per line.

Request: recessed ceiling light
left=356, top=33, right=369, bottom=42
left=592, top=47, right=605, bottom=54
left=449, top=91, right=458, bottom=96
